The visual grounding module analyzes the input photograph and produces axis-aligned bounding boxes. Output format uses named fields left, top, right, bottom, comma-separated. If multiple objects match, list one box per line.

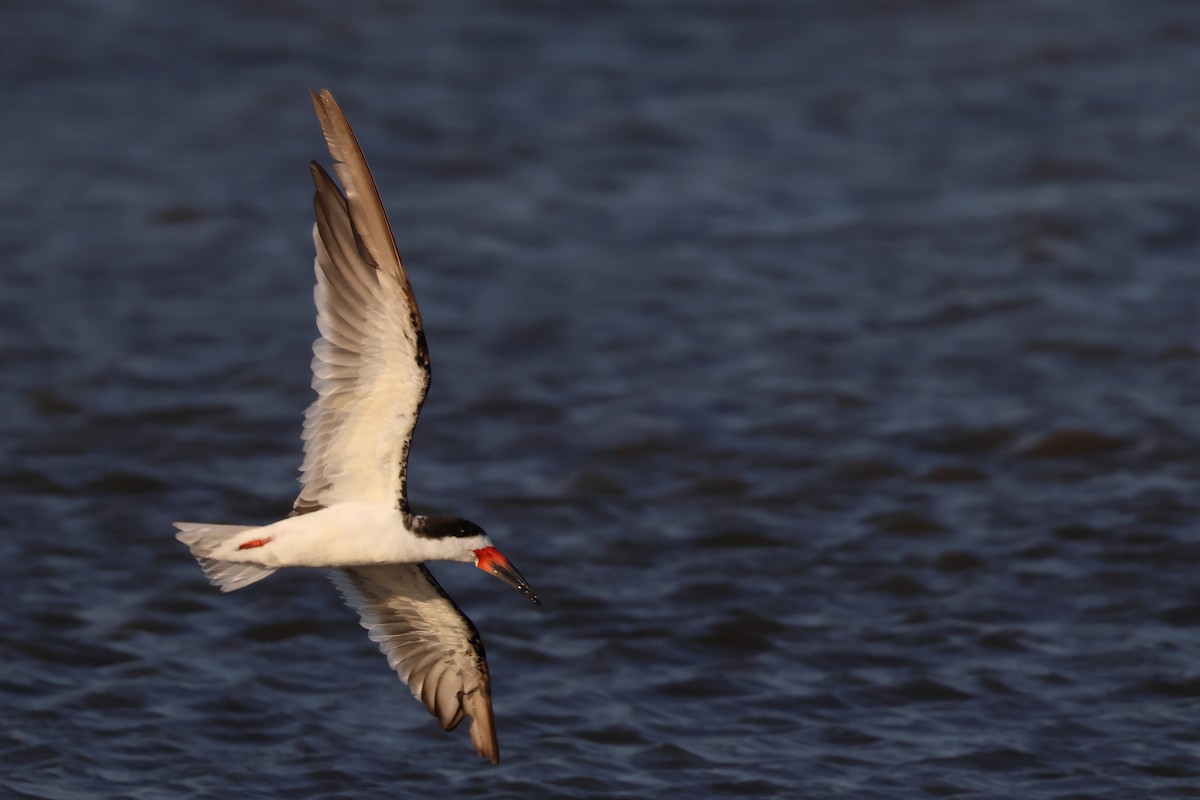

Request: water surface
left=3, top=1, right=1200, bottom=797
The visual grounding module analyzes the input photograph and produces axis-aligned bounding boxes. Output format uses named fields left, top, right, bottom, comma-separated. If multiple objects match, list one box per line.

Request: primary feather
left=296, top=92, right=430, bottom=514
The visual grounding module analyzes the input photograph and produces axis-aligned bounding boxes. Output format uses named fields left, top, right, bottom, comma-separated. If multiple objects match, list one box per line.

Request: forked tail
left=174, top=522, right=278, bottom=592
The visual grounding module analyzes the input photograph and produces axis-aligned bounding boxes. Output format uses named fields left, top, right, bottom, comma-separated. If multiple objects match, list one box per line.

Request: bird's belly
left=236, top=503, right=414, bottom=567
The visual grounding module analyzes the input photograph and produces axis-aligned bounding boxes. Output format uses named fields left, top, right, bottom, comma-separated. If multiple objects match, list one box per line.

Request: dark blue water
left=4, top=1, right=1200, bottom=797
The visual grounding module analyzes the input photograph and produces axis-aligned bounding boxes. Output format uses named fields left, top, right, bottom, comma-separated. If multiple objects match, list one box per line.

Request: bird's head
left=415, top=515, right=541, bottom=605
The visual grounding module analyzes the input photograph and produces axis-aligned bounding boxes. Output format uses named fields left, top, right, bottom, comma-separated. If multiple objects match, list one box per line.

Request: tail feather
left=174, top=522, right=278, bottom=592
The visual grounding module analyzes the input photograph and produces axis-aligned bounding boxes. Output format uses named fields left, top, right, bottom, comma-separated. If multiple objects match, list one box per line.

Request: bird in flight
left=175, top=89, right=540, bottom=764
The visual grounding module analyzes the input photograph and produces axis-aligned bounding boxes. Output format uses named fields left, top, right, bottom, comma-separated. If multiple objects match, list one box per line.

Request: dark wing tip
left=465, top=688, right=500, bottom=764
left=310, top=89, right=338, bottom=143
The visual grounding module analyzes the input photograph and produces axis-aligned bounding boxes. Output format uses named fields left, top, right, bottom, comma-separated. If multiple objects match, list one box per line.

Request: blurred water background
left=3, top=1, right=1200, bottom=797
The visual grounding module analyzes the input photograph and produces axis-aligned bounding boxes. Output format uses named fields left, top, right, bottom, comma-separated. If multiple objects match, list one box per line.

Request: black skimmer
left=175, top=89, right=540, bottom=764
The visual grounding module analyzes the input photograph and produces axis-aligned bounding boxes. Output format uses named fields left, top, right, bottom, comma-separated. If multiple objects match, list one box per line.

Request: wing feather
left=295, top=91, right=431, bottom=512
left=298, top=92, right=500, bottom=765
left=332, top=565, right=500, bottom=764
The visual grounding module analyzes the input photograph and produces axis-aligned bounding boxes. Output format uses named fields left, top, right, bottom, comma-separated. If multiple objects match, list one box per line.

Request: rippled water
left=4, top=1, right=1200, bottom=797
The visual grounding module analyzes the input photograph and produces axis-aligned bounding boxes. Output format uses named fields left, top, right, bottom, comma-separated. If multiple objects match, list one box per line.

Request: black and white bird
left=175, top=89, right=539, bottom=764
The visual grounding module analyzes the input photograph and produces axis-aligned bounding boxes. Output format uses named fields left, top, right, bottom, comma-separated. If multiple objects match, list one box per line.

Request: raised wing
left=295, top=90, right=431, bottom=513
left=332, top=564, right=499, bottom=763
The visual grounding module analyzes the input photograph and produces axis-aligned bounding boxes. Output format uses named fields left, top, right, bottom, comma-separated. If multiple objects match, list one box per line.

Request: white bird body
left=173, top=89, right=539, bottom=765
left=178, top=504, right=488, bottom=568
